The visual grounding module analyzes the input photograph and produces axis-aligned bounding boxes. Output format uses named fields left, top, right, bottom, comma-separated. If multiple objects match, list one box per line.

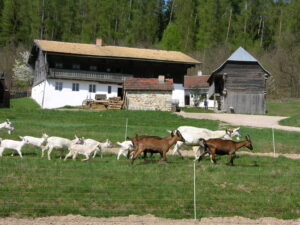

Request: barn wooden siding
left=214, top=62, right=268, bottom=114
left=224, top=92, right=265, bottom=114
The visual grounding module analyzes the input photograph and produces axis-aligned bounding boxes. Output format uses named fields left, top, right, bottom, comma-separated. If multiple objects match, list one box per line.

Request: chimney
left=96, top=38, right=102, bottom=46
left=158, top=75, right=165, bottom=84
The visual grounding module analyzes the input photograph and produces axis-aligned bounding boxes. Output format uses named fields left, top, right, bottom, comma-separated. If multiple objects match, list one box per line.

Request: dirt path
left=1, top=214, right=299, bottom=225
left=176, top=112, right=300, bottom=132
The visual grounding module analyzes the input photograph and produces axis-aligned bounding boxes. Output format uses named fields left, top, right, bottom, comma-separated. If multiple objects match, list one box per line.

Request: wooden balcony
left=48, top=68, right=133, bottom=84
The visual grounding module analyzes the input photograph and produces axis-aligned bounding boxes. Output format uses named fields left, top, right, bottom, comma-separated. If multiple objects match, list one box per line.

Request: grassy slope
left=267, top=100, right=300, bottom=127
left=0, top=98, right=300, bottom=219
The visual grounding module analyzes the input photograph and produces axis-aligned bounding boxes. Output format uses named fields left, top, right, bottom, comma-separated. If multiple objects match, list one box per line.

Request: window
left=89, top=84, right=96, bottom=93
left=55, top=63, right=63, bottom=69
left=108, top=86, right=112, bottom=94
left=55, top=82, right=63, bottom=91
left=72, top=83, right=79, bottom=91
left=72, top=64, right=80, bottom=70
left=89, top=65, right=97, bottom=71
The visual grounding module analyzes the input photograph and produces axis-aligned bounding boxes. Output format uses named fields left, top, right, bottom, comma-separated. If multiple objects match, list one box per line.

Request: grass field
left=267, top=99, right=300, bottom=127
left=0, top=98, right=300, bottom=219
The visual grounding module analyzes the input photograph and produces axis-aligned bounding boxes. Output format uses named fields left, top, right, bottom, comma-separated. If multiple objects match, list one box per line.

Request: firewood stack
left=107, top=97, right=124, bottom=110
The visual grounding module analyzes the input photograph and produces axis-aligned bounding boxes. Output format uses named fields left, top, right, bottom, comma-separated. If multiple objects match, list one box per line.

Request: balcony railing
left=48, top=68, right=133, bottom=83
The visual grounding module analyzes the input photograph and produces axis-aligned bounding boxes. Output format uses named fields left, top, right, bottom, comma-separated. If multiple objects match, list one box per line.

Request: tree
left=159, top=23, right=182, bottom=50
left=12, top=51, right=32, bottom=88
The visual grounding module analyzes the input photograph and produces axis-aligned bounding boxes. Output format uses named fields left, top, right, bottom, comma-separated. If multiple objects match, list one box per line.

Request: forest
left=0, top=0, right=299, bottom=98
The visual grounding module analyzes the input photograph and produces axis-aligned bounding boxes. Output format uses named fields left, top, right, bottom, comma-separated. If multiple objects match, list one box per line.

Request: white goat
left=0, top=138, right=29, bottom=158
left=171, top=126, right=241, bottom=160
left=116, top=140, right=133, bottom=160
left=41, top=135, right=83, bottom=160
left=0, top=119, right=14, bottom=134
left=83, top=138, right=112, bottom=158
left=64, top=143, right=101, bottom=161
left=19, top=133, right=48, bottom=149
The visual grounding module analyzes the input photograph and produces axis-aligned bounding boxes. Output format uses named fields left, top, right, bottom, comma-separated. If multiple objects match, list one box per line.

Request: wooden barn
left=0, top=72, right=10, bottom=108
left=208, top=47, right=270, bottom=114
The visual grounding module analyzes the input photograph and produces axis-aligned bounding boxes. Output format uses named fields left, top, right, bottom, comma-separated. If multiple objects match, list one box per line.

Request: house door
left=185, top=95, right=190, bottom=106
left=117, top=88, right=123, bottom=99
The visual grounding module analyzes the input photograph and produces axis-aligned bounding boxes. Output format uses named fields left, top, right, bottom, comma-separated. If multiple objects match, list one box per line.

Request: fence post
left=272, top=127, right=276, bottom=157
left=193, top=162, right=197, bottom=220
left=124, top=118, right=128, bottom=141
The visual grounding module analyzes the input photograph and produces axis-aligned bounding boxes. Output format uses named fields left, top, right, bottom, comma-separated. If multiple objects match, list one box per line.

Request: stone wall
left=125, top=90, right=172, bottom=111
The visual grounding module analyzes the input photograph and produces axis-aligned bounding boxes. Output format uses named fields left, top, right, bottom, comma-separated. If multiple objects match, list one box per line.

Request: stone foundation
left=125, top=90, right=172, bottom=111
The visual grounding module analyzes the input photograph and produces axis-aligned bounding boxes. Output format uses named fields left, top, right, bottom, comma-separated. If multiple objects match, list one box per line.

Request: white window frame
left=89, top=84, right=96, bottom=93
left=72, top=83, right=79, bottom=91
left=55, top=82, right=63, bottom=91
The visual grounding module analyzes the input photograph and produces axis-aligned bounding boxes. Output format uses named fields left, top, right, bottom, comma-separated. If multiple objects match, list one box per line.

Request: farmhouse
left=184, top=73, right=213, bottom=108
left=124, top=76, right=173, bottom=111
left=0, top=72, right=10, bottom=108
left=208, top=47, right=270, bottom=114
left=28, top=39, right=200, bottom=109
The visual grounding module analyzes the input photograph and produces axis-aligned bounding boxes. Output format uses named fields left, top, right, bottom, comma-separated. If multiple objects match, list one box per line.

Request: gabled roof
left=33, top=40, right=200, bottom=64
left=184, top=75, right=209, bottom=89
left=124, top=78, right=173, bottom=91
left=227, top=46, right=258, bottom=62
left=209, top=46, right=271, bottom=83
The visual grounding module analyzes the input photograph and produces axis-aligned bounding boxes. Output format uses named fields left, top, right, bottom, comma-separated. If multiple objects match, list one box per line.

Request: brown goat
left=198, top=135, right=253, bottom=165
left=131, top=130, right=185, bottom=164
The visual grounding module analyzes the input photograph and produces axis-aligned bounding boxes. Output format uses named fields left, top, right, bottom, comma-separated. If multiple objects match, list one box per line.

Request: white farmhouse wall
left=172, top=83, right=185, bottom=107
left=31, top=79, right=121, bottom=109
left=31, top=80, right=47, bottom=107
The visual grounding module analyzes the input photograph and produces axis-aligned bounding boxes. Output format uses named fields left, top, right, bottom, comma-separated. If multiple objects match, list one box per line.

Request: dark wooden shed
left=0, top=72, right=10, bottom=108
left=208, top=47, right=270, bottom=114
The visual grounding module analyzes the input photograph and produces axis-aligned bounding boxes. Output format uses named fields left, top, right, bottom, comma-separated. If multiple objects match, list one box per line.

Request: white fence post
left=124, top=118, right=128, bottom=141
left=194, top=162, right=197, bottom=220
left=272, top=127, right=276, bottom=157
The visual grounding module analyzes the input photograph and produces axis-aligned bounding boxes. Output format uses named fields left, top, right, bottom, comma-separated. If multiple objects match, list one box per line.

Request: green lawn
left=267, top=99, right=300, bottom=127
left=181, top=107, right=214, bottom=113
left=0, top=98, right=300, bottom=219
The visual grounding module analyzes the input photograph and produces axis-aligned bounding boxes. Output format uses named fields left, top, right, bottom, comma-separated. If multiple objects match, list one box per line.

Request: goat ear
left=245, top=135, right=249, bottom=140
left=19, top=136, right=23, bottom=140
left=6, top=119, right=10, bottom=123
left=166, top=129, right=172, bottom=134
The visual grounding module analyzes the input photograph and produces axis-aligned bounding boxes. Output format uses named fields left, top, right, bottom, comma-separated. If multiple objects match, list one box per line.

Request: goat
left=0, top=119, right=14, bottom=134
left=117, top=140, right=134, bottom=160
left=41, top=135, right=83, bottom=160
left=198, top=135, right=253, bottom=165
left=19, top=133, right=48, bottom=149
left=131, top=130, right=185, bottom=164
left=83, top=138, right=112, bottom=158
left=64, top=143, right=101, bottom=161
left=0, top=138, right=29, bottom=158
left=117, top=137, right=156, bottom=160
left=171, top=126, right=241, bottom=160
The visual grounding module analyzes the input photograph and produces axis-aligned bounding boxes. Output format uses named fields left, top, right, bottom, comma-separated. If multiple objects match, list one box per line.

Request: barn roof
left=124, top=78, right=173, bottom=91
left=184, top=75, right=209, bottom=89
left=209, top=46, right=271, bottom=83
left=33, top=40, right=200, bottom=64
